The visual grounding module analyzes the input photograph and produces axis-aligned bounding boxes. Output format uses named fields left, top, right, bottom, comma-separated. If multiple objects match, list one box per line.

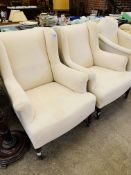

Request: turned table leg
left=0, top=77, right=30, bottom=168
left=0, top=109, right=30, bottom=168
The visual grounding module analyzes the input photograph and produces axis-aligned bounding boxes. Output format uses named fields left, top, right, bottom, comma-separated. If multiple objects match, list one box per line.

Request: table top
left=0, top=21, right=38, bottom=32
left=0, top=22, right=19, bottom=26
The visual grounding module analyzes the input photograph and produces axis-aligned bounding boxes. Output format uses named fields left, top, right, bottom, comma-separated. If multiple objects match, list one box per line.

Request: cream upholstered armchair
left=54, top=22, right=131, bottom=118
left=0, top=28, right=96, bottom=158
left=98, top=17, right=131, bottom=71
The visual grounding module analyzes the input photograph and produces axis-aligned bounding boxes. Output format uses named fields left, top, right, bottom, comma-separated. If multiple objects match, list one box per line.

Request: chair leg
left=85, top=116, right=91, bottom=127
left=124, top=88, right=130, bottom=99
left=96, top=108, right=101, bottom=120
left=35, top=147, right=44, bottom=160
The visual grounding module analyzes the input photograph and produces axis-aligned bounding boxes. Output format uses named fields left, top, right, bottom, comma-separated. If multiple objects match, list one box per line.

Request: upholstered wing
left=98, top=17, right=131, bottom=71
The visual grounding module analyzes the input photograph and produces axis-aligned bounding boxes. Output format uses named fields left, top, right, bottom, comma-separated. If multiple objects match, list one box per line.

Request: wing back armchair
left=98, top=17, right=131, bottom=71
left=54, top=22, right=131, bottom=118
left=0, top=28, right=96, bottom=158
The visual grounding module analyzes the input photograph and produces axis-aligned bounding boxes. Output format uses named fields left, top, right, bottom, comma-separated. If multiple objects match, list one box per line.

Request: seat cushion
left=87, top=66, right=131, bottom=108
left=0, top=29, right=53, bottom=90
left=25, top=82, right=96, bottom=149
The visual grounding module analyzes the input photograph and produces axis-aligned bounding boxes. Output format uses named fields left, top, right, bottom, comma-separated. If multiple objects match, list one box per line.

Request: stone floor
left=1, top=93, right=131, bottom=175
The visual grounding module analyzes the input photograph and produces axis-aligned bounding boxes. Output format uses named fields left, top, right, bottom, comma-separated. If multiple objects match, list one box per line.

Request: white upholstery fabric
left=0, top=29, right=53, bottom=90
left=87, top=22, right=128, bottom=72
left=98, top=17, right=131, bottom=71
left=43, top=28, right=89, bottom=93
left=119, top=24, right=131, bottom=34
left=55, top=22, right=131, bottom=109
left=52, top=63, right=89, bottom=93
left=54, top=23, right=93, bottom=68
left=87, top=66, right=131, bottom=108
left=98, top=17, right=118, bottom=43
left=0, top=41, right=35, bottom=124
left=0, top=28, right=96, bottom=149
left=118, top=29, right=131, bottom=49
left=26, top=82, right=96, bottom=148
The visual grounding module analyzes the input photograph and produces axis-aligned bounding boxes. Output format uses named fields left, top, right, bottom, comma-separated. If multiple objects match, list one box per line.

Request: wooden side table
left=0, top=77, right=30, bottom=168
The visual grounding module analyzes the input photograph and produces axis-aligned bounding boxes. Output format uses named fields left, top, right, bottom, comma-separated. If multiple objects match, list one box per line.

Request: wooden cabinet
left=10, top=0, right=22, bottom=6
left=70, top=0, right=88, bottom=16
left=0, top=0, right=36, bottom=6
left=0, top=0, right=10, bottom=6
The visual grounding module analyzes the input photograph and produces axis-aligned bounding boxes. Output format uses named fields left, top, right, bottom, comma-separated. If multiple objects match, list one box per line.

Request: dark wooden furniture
left=0, top=77, right=29, bottom=168
left=70, top=0, right=87, bottom=16
left=0, top=22, right=19, bottom=26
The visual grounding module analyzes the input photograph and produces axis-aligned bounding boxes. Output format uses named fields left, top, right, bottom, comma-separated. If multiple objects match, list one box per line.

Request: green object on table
left=122, top=12, right=131, bottom=21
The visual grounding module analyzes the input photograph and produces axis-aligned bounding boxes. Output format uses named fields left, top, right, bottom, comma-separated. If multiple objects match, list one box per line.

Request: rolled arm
left=4, top=77, right=35, bottom=124
left=93, top=50, right=128, bottom=71
left=99, top=34, right=131, bottom=55
left=64, top=60, right=95, bottom=81
left=52, top=63, right=89, bottom=93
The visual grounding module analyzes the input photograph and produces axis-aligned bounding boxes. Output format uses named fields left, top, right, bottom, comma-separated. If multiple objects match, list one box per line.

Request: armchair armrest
left=52, top=63, right=89, bottom=93
left=64, top=60, right=96, bottom=85
left=93, top=50, right=128, bottom=71
left=118, top=29, right=131, bottom=49
left=4, top=77, right=35, bottom=124
left=99, top=34, right=131, bottom=55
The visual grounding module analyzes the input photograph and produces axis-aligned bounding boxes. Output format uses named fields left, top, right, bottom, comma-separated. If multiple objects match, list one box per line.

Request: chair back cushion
left=59, top=23, right=93, bottom=67
left=0, top=29, right=53, bottom=90
left=98, top=17, right=118, bottom=43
